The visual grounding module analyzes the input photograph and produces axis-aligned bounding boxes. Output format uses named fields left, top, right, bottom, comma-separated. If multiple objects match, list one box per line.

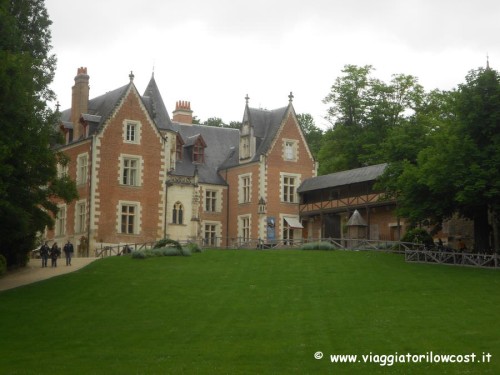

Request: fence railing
left=405, top=249, right=500, bottom=268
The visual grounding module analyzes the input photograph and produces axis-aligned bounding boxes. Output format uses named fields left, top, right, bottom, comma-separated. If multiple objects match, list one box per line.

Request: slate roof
left=298, top=163, right=388, bottom=193
left=170, top=123, right=240, bottom=185
left=58, top=74, right=177, bottom=139
left=142, top=75, right=173, bottom=130
left=244, top=105, right=289, bottom=162
left=58, top=84, right=130, bottom=135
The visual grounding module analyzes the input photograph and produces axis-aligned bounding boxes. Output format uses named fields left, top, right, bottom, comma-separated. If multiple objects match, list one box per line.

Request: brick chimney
left=71, top=67, right=89, bottom=139
left=172, top=100, right=193, bottom=124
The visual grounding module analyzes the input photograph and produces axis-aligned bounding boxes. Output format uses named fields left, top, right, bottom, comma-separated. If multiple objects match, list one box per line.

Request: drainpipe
left=225, top=169, right=230, bottom=248
left=164, top=180, right=169, bottom=238
left=87, top=134, right=96, bottom=257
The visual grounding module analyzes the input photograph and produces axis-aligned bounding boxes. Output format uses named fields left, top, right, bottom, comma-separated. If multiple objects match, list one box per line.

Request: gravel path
left=0, top=257, right=99, bottom=292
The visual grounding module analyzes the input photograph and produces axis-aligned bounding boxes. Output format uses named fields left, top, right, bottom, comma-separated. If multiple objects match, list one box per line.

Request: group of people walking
left=39, top=240, right=74, bottom=268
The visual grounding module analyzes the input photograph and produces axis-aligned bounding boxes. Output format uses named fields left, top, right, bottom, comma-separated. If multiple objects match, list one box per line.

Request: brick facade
left=47, top=69, right=317, bottom=252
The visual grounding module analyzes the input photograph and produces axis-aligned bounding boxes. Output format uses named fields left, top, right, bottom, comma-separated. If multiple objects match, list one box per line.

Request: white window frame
left=123, top=120, right=141, bottom=144
left=238, top=174, right=252, bottom=204
left=281, top=173, right=300, bottom=203
left=57, top=163, right=68, bottom=178
left=76, top=153, right=88, bottom=185
left=75, top=200, right=87, bottom=234
left=205, top=190, right=217, bottom=212
left=120, top=155, right=142, bottom=187
left=118, top=201, right=141, bottom=235
left=283, top=139, right=298, bottom=161
left=204, top=223, right=217, bottom=246
left=56, top=205, right=67, bottom=236
left=238, top=215, right=251, bottom=241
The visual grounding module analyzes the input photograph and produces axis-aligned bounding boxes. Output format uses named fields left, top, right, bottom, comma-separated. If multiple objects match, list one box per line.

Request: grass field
left=0, top=250, right=499, bottom=374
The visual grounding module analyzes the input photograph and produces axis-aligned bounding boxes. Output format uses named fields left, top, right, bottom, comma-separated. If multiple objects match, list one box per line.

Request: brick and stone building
left=46, top=68, right=317, bottom=252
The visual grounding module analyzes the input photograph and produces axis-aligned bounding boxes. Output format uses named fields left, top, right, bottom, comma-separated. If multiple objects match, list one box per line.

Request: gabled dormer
left=184, top=134, right=206, bottom=164
left=239, top=95, right=256, bottom=162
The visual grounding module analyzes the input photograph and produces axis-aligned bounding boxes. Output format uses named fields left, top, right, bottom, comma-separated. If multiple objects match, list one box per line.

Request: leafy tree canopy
left=0, top=0, right=77, bottom=267
left=296, top=113, right=323, bottom=159
left=318, top=64, right=425, bottom=174
left=381, top=67, right=500, bottom=250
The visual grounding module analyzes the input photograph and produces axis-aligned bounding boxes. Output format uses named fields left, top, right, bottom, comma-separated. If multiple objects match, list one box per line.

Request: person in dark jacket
left=40, top=242, right=50, bottom=268
left=50, top=242, right=61, bottom=267
left=63, top=240, right=74, bottom=266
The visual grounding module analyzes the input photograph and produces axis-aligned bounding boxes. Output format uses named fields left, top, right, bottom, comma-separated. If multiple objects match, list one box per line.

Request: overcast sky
left=45, top=0, right=499, bottom=129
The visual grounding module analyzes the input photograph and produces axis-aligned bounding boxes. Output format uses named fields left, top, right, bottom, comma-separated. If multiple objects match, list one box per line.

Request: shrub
left=0, top=254, right=7, bottom=277
left=401, top=228, right=434, bottom=248
left=301, top=241, right=336, bottom=251
left=131, top=246, right=191, bottom=259
left=184, top=242, right=202, bottom=253
left=131, top=251, right=146, bottom=259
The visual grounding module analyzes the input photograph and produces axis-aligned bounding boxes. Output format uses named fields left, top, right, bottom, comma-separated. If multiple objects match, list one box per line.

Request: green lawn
left=0, top=250, right=499, bottom=374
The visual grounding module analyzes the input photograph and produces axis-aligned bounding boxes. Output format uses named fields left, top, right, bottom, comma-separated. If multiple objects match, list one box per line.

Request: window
left=283, top=176, right=296, bottom=203
left=193, top=142, right=204, bottom=163
left=77, top=154, right=88, bottom=185
left=243, top=176, right=250, bottom=203
left=176, top=136, right=183, bottom=161
left=283, top=139, right=297, bottom=161
left=57, top=163, right=68, bottom=178
left=123, top=120, right=141, bottom=144
left=75, top=201, right=86, bottom=233
left=242, top=216, right=250, bottom=241
left=121, top=204, right=136, bottom=234
left=238, top=174, right=252, bottom=204
left=122, top=157, right=139, bottom=186
left=283, top=218, right=292, bottom=243
left=126, top=122, right=136, bottom=142
left=204, top=224, right=217, bottom=246
left=172, top=202, right=184, bottom=224
left=205, top=190, right=217, bottom=212
left=56, top=206, right=67, bottom=236
left=240, top=135, right=250, bottom=159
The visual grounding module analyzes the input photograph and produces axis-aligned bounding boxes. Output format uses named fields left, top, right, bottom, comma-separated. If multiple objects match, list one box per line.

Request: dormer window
left=193, top=141, right=204, bottom=163
left=176, top=135, right=184, bottom=161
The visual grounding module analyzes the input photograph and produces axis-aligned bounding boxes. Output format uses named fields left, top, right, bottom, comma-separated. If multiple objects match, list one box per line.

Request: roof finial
left=129, top=70, right=135, bottom=82
left=55, top=101, right=60, bottom=112
left=486, top=53, right=490, bottom=70
left=288, top=91, right=294, bottom=103
left=245, top=94, right=250, bottom=105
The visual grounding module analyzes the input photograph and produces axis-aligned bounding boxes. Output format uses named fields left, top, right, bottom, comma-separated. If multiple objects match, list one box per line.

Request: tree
left=319, top=64, right=425, bottom=174
left=384, top=67, right=500, bottom=251
left=0, top=0, right=77, bottom=267
left=296, top=113, right=323, bottom=158
left=202, top=117, right=241, bottom=129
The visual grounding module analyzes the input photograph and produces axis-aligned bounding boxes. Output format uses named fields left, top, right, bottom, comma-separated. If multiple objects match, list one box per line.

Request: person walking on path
left=40, top=242, right=50, bottom=268
left=63, top=240, right=74, bottom=266
left=50, top=242, right=61, bottom=267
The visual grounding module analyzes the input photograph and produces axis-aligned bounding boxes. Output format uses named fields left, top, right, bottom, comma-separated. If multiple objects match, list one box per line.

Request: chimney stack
left=172, top=100, right=193, bottom=124
left=71, top=67, right=90, bottom=139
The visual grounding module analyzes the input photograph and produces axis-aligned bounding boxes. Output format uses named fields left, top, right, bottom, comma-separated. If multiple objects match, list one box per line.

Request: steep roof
left=298, top=163, right=387, bottom=193
left=142, top=75, right=173, bottom=130
left=58, top=76, right=174, bottom=140
left=244, top=105, right=289, bottom=162
left=58, top=84, right=130, bottom=131
left=170, top=123, right=240, bottom=185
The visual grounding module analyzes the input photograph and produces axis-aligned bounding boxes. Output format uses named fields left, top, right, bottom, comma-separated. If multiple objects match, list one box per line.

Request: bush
left=131, top=246, right=191, bottom=259
left=401, top=228, right=434, bottom=248
left=301, top=241, right=336, bottom=251
left=184, top=242, right=202, bottom=253
left=131, top=251, right=146, bottom=259
left=0, top=254, right=7, bottom=277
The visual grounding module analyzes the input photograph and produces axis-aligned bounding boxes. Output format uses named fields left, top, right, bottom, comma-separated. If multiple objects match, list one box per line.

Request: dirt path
left=0, top=257, right=99, bottom=292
